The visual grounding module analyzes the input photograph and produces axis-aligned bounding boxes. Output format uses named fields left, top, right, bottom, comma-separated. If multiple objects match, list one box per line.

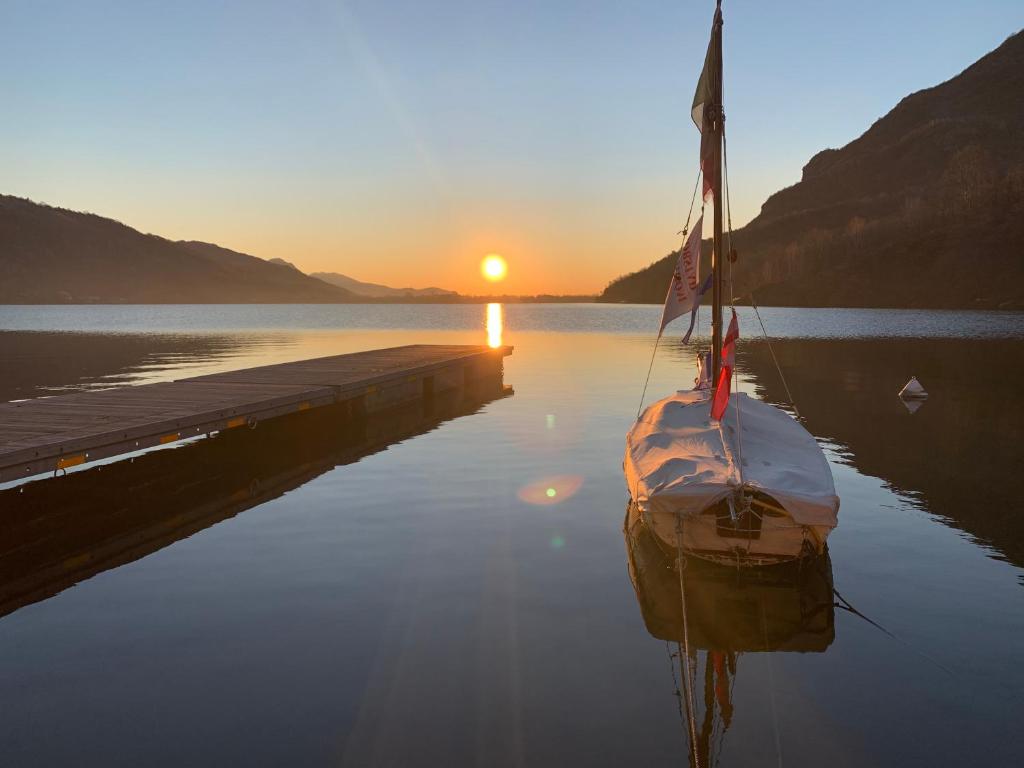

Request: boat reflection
left=624, top=503, right=834, bottom=765
left=0, top=374, right=512, bottom=619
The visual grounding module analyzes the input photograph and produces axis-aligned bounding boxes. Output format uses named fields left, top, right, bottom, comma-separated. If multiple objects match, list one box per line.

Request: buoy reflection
left=486, top=302, right=503, bottom=348
left=517, top=474, right=583, bottom=506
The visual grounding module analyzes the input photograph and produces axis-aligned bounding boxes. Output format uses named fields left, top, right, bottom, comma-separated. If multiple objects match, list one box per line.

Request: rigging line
left=634, top=333, right=661, bottom=421
left=748, top=295, right=801, bottom=420
left=759, top=600, right=785, bottom=768
left=666, top=641, right=691, bottom=749
left=676, top=522, right=702, bottom=768
left=682, top=166, right=703, bottom=239
left=678, top=641, right=699, bottom=766
left=635, top=165, right=704, bottom=422
left=720, top=103, right=746, bottom=479
left=832, top=587, right=956, bottom=677
left=722, top=60, right=735, bottom=307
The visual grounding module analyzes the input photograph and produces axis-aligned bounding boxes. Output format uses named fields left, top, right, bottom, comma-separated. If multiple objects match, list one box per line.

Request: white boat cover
left=625, top=391, right=839, bottom=528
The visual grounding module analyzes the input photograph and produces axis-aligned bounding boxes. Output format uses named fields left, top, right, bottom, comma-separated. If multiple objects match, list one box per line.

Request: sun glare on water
left=481, top=254, right=508, bottom=282
left=486, top=303, right=503, bottom=348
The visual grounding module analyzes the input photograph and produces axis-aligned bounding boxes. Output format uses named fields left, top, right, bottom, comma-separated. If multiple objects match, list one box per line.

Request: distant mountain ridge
left=0, top=196, right=356, bottom=304
left=311, top=271, right=457, bottom=298
left=601, top=30, right=1024, bottom=309
left=267, top=260, right=457, bottom=297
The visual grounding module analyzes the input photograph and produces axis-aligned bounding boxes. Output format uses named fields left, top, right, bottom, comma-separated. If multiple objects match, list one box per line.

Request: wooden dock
left=0, top=344, right=511, bottom=483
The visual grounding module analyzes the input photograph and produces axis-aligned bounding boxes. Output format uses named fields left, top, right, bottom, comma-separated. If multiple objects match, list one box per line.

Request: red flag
left=711, top=310, right=739, bottom=421
left=722, top=308, right=739, bottom=366
left=711, top=365, right=731, bottom=421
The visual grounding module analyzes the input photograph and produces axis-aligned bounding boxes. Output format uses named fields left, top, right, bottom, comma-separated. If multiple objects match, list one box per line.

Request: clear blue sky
left=1, top=0, right=1020, bottom=293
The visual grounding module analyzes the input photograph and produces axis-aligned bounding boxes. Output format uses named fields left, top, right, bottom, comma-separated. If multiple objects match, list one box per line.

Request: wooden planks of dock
left=0, top=344, right=511, bottom=483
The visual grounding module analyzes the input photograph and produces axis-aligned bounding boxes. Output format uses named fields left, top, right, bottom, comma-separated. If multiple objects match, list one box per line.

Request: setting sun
left=480, top=254, right=508, bottom=282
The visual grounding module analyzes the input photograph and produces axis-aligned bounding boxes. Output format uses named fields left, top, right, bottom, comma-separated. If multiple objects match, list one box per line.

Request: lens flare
left=481, top=254, right=508, bottom=282
left=486, top=302, right=503, bottom=348
left=517, top=474, right=583, bottom=506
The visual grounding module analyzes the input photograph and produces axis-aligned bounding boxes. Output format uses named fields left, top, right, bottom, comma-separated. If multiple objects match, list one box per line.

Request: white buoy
left=898, top=376, right=928, bottom=400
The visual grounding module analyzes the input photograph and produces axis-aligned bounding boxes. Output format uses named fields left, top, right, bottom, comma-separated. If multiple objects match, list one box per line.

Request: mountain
left=268, top=257, right=300, bottom=270
left=601, top=31, right=1024, bottom=309
left=311, top=271, right=457, bottom=298
left=0, top=196, right=356, bottom=303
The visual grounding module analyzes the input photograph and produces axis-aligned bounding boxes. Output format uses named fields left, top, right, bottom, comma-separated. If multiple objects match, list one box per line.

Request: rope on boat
left=722, top=118, right=802, bottom=425
left=635, top=335, right=661, bottom=421
left=635, top=169, right=705, bottom=421
left=749, top=295, right=801, bottom=420
left=832, top=586, right=955, bottom=676
left=722, top=123, right=747, bottom=489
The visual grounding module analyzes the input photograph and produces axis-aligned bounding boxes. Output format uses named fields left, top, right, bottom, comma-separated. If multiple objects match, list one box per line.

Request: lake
left=1, top=304, right=1022, bottom=766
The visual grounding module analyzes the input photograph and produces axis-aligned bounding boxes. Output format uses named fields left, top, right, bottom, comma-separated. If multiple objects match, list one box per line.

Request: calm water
left=1, top=304, right=1022, bottom=766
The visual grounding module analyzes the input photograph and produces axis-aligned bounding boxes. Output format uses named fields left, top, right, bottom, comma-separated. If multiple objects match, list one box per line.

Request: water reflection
left=738, top=337, right=1024, bottom=569
left=0, top=377, right=511, bottom=618
left=624, top=503, right=835, bottom=766
left=486, top=302, right=503, bottom=348
left=0, top=330, right=287, bottom=401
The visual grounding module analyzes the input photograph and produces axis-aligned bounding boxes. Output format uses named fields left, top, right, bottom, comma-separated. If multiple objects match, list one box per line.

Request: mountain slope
left=0, top=196, right=356, bottom=303
left=312, top=271, right=457, bottom=298
left=601, top=31, right=1024, bottom=309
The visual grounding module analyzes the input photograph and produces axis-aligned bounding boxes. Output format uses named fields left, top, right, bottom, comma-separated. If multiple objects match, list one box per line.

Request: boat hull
left=625, top=390, right=838, bottom=567
left=631, top=498, right=829, bottom=567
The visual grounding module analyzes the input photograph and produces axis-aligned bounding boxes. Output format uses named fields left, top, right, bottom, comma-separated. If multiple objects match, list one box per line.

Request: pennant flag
left=681, top=271, right=713, bottom=344
left=710, top=365, right=731, bottom=421
left=711, top=308, right=739, bottom=421
left=722, top=306, right=739, bottom=367
left=659, top=216, right=703, bottom=335
left=692, top=8, right=721, bottom=201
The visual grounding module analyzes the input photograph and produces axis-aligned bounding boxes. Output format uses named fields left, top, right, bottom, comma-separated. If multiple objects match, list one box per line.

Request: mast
left=710, top=1, right=725, bottom=385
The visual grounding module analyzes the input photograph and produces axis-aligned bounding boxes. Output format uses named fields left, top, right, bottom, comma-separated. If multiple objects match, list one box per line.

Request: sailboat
left=624, top=0, right=839, bottom=567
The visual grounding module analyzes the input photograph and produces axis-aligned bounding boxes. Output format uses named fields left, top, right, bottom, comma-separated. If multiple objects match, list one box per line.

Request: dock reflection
left=0, top=376, right=511, bottom=619
left=624, top=503, right=834, bottom=765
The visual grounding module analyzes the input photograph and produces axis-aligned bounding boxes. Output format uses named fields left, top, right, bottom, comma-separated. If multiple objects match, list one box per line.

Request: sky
left=1, top=1, right=1021, bottom=295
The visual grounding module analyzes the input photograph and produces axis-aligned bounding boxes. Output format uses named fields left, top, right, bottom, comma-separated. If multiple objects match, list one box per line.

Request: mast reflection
left=624, top=503, right=835, bottom=765
left=0, top=375, right=512, bottom=619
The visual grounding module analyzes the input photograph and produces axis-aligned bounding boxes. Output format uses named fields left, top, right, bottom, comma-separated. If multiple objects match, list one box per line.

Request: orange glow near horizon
left=486, top=303, right=503, bottom=348
left=480, top=254, right=508, bottom=283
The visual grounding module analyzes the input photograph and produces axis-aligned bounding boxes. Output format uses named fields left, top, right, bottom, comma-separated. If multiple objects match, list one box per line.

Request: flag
left=692, top=7, right=721, bottom=201
left=695, top=350, right=712, bottom=390
left=681, top=271, right=713, bottom=344
left=659, top=216, right=703, bottom=335
left=722, top=306, right=738, bottom=367
left=711, top=308, right=739, bottom=421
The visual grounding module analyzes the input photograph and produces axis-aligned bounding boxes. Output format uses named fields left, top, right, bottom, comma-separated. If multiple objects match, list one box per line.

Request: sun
left=480, top=254, right=508, bottom=282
